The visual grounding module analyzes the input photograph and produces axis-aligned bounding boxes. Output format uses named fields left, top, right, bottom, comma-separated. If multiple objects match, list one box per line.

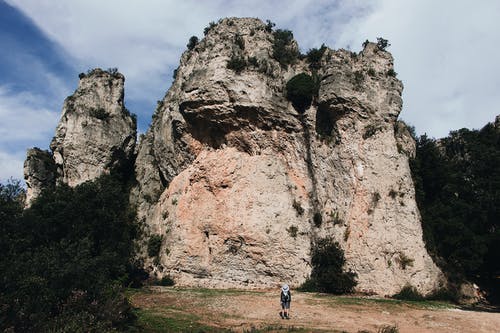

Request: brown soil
left=130, top=287, right=500, bottom=332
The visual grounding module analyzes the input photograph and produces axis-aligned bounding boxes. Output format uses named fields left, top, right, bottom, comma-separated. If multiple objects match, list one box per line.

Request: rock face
left=25, top=18, right=443, bottom=295
left=24, top=68, right=137, bottom=204
left=131, top=18, right=443, bottom=295
left=24, top=148, right=56, bottom=204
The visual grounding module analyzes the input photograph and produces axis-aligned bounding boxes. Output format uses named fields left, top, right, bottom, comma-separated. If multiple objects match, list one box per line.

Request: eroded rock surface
left=24, top=68, right=136, bottom=203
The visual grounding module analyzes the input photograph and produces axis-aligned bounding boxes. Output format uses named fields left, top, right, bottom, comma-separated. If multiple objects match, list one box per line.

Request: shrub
left=107, top=67, right=118, bottom=75
left=187, top=36, right=199, bottom=51
left=306, top=44, right=327, bottom=69
left=272, top=29, right=299, bottom=68
left=300, top=238, right=357, bottom=294
left=286, top=73, right=318, bottom=112
left=392, top=284, right=424, bottom=301
left=147, top=235, right=163, bottom=258
left=265, top=19, right=275, bottom=32
left=89, top=107, right=109, bottom=120
left=313, top=212, right=323, bottom=227
left=292, top=200, right=304, bottom=216
left=397, top=252, right=414, bottom=269
left=368, top=67, right=376, bottom=77
left=287, top=225, right=298, bottom=238
left=247, top=56, right=258, bottom=67
left=204, top=21, right=217, bottom=35
left=363, top=124, right=380, bottom=139
left=235, top=34, right=245, bottom=50
left=227, top=55, right=247, bottom=73
left=156, top=276, right=175, bottom=286
left=353, top=70, right=364, bottom=89
left=376, top=37, right=390, bottom=51
left=329, top=210, right=343, bottom=225
left=387, top=69, right=397, bottom=77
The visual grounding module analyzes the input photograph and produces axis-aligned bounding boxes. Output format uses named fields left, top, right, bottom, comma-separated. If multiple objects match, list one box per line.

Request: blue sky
left=1, top=0, right=499, bottom=181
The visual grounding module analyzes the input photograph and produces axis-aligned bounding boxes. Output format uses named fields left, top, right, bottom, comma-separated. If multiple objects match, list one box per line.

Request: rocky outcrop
left=24, top=68, right=136, bottom=203
left=132, top=18, right=443, bottom=295
left=24, top=148, right=56, bottom=205
left=25, top=18, right=443, bottom=296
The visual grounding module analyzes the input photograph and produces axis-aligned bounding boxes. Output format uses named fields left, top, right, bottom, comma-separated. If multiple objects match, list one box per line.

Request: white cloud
left=0, top=85, right=59, bottom=145
left=336, top=0, right=500, bottom=137
left=0, top=150, right=25, bottom=182
left=7, top=0, right=372, bottom=112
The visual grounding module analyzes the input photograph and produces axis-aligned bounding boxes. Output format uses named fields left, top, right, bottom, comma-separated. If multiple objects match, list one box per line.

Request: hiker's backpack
left=282, top=291, right=290, bottom=302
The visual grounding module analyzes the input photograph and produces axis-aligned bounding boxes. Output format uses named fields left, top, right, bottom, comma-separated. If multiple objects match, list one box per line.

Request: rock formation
left=25, top=18, right=444, bottom=295
left=24, top=68, right=136, bottom=205
left=131, top=18, right=443, bottom=295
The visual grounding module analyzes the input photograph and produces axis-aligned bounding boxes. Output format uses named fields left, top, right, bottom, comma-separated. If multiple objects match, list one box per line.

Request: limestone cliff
left=24, top=68, right=137, bottom=204
left=131, top=18, right=443, bottom=295
left=25, top=18, right=443, bottom=296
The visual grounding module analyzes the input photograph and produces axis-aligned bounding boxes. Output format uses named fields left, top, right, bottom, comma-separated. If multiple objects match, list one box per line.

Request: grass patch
left=134, top=309, right=224, bottom=333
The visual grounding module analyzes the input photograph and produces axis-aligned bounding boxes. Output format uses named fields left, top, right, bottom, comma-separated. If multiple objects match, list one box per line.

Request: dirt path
left=130, top=287, right=500, bottom=332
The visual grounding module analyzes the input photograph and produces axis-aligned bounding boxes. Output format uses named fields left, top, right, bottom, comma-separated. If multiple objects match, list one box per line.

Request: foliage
left=153, top=276, right=175, bottom=287
left=392, top=285, right=424, bottom=301
left=313, top=212, right=323, bottom=227
left=292, top=200, right=304, bottom=216
left=187, top=36, right=199, bottom=51
left=397, top=252, right=414, bottom=269
left=353, top=70, right=364, bottom=87
left=410, top=125, right=500, bottom=303
left=300, top=238, right=357, bottom=294
left=287, top=225, right=298, bottom=238
left=265, top=19, right=275, bottom=32
left=235, top=34, right=245, bottom=50
left=147, top=234, right=163, bottom=258
left=376, top=37, right=390, bottom=51
left=107, top=67, right=119, bottom=75
left=387, top=68, right=397, bottom=77
left=306, top=44, right=327, bottom=69
left=89, top=107, right=109, bottom=120
left=227, top=55, right=247, bottom=73
left=286, top=73, right=318, bottom=112
left=0, top=174, right=139, bottom=332
left=272, top=29, right=299, bottom=68
left=204, top=21, right=217, bottom=35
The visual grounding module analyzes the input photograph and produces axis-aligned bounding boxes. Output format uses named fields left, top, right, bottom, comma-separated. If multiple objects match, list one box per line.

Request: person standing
left=280, top=284, right=292, bottom=319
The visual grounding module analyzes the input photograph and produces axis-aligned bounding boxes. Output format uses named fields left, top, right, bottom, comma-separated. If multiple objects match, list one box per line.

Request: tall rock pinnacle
left=24, top=68, right=136, bottom=204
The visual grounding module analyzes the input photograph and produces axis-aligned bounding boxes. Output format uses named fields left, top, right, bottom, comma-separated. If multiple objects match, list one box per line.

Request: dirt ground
left=130, top=286, right=500, bottom=333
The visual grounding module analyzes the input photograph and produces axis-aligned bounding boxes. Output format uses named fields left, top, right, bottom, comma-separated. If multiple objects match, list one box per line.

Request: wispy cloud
left=0, top=149, right=25, bottom=182
left=336, top=0, right=500, bottom=137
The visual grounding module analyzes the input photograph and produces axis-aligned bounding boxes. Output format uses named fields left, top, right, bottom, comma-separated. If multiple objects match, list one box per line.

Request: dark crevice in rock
left=299, top=113, right=320, bottom=230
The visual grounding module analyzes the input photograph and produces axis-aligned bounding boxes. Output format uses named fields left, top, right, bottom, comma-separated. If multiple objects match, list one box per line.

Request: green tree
left=300, top=238, right=357, bottom=294
left=187, top=36, right=199, bottom=51
left=0, top=175, right=138, bottom=331
left=272, top=29, right=298, bottom=68
left=411, top=125, right=500, bottom=303
left=286, top=73, right=318, bottom=112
